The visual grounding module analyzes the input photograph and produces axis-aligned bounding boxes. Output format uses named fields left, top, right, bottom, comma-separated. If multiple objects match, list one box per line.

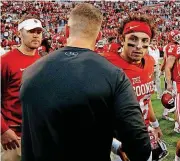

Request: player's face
left=20, top=28, right=42, bottom=49
left=123, top=32, right=151, bottom=63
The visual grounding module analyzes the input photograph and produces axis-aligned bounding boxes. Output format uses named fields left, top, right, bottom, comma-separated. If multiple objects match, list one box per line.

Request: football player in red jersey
left=165, top=29, right=180, bottom=133
left=107, top=14, right=165, bottom=161
left=160, top=33, right=176, bottom=121
left=1, top=14, right=43, bottom=161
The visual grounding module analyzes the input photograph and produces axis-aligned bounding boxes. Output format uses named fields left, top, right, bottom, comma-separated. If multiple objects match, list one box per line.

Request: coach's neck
left=67, top=37, right=96, bottom=51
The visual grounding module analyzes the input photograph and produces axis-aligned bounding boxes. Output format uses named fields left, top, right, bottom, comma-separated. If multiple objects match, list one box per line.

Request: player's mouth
left=132, top=51, right=142, bottom=54
left=32, top=40, right=40, bottom=44
left=132, top=51, right=143, bottom=56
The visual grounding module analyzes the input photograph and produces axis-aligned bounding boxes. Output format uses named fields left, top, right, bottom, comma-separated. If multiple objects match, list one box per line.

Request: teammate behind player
left=165, top=29, right=180, bottom=133
left=160, top=37, right=176, bottom=121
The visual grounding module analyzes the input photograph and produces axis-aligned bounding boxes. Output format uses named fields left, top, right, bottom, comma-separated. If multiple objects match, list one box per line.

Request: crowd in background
left=1, top=0, right=180, bottom=54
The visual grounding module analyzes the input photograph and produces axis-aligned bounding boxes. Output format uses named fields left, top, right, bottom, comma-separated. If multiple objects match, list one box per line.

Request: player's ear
left=119, top=35, right=124, bottom=46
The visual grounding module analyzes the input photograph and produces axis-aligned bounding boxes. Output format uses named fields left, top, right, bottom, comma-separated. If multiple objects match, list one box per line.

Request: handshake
left=111, top=138, right=130, bottom=161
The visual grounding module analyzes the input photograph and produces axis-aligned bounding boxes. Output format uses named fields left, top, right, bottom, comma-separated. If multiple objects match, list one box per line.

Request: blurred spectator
left=38, top=38, right=51, bottom=56
left=0, top=1, right=179, bottom=51
left=0, top=46, right=6, bottom=55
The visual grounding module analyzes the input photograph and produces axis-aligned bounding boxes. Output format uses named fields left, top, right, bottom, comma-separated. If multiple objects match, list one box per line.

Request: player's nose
left=136, top=40, right=144, bottom=49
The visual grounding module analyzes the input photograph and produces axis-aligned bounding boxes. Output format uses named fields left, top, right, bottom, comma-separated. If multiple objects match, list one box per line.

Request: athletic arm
left=165, top=55, right=176, bottom=90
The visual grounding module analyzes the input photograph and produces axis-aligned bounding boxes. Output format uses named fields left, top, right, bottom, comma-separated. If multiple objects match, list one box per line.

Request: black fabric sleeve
left=113, top=69, right=151, bottom=161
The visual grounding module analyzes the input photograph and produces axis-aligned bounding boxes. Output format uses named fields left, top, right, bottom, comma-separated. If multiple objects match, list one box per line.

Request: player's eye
left=129, top=37, right=137, bottom=42
left=142, top=45, right=149, bottom=49
left=142, top=39, right=149, bottom=43
left=128, top=43, right=136, bottom=47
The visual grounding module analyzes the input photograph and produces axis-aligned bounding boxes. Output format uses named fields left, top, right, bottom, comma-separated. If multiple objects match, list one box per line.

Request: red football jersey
left=166, top=43, right=180, bottom=92
left=165, top=42, right=180, bottom=58
left=109, top=43, right=120, bottom=53
left=105, top=53, right=155, bottom=126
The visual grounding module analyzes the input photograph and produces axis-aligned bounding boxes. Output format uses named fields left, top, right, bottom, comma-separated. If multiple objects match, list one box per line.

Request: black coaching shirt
left=20, top=46, right=151, bottom=161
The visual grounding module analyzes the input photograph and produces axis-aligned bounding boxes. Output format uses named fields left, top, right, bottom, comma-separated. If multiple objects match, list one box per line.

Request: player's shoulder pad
left=145, top=54, right=155, bottom=65
left=103, top=52, right=119, bottom=61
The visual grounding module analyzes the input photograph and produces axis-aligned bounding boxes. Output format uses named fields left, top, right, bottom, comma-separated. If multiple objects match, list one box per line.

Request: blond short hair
left=68, top=3, right=103, bottom=38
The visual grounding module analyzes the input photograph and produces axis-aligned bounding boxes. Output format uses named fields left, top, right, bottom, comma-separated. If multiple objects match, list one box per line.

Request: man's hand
left=1, top=129, right=20, bottom=150
left=118, top=148, right=130, bottom=161
left=167, top=83, right=173, bottom=92
left=159, top=71, right=164, bottom=78
left=152, top=127, right=163, bottom=141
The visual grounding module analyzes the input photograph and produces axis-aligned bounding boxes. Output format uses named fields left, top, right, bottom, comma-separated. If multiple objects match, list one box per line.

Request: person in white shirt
left=0, top=46, right=6, bottom=55
left=148, top=38, right=162, bottom=99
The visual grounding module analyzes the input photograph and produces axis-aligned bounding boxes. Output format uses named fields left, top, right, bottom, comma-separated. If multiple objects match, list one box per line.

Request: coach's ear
left=18, top=30, right=22, bottom=39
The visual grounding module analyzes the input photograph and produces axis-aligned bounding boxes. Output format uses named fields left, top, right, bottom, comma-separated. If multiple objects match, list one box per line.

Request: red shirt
left=104, top=53, right=155, bottom=126
left=109, top=43, right=120, bottom=53
left=1, top=49, right=41, bottom=135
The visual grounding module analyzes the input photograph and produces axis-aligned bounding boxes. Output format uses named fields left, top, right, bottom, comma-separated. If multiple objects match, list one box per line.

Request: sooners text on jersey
left=104, top=53, right=155, bottom=126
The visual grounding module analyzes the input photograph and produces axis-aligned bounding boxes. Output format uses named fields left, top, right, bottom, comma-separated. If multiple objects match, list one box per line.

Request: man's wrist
left=166, top=80, right=172, bottom=85
left=150, top=119, right=159, bottom=128
left=111, top=138, right=122, bottom=154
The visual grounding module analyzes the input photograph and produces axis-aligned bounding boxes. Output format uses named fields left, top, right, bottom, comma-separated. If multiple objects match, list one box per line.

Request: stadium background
left=1, top=0, right=179, bottom=160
